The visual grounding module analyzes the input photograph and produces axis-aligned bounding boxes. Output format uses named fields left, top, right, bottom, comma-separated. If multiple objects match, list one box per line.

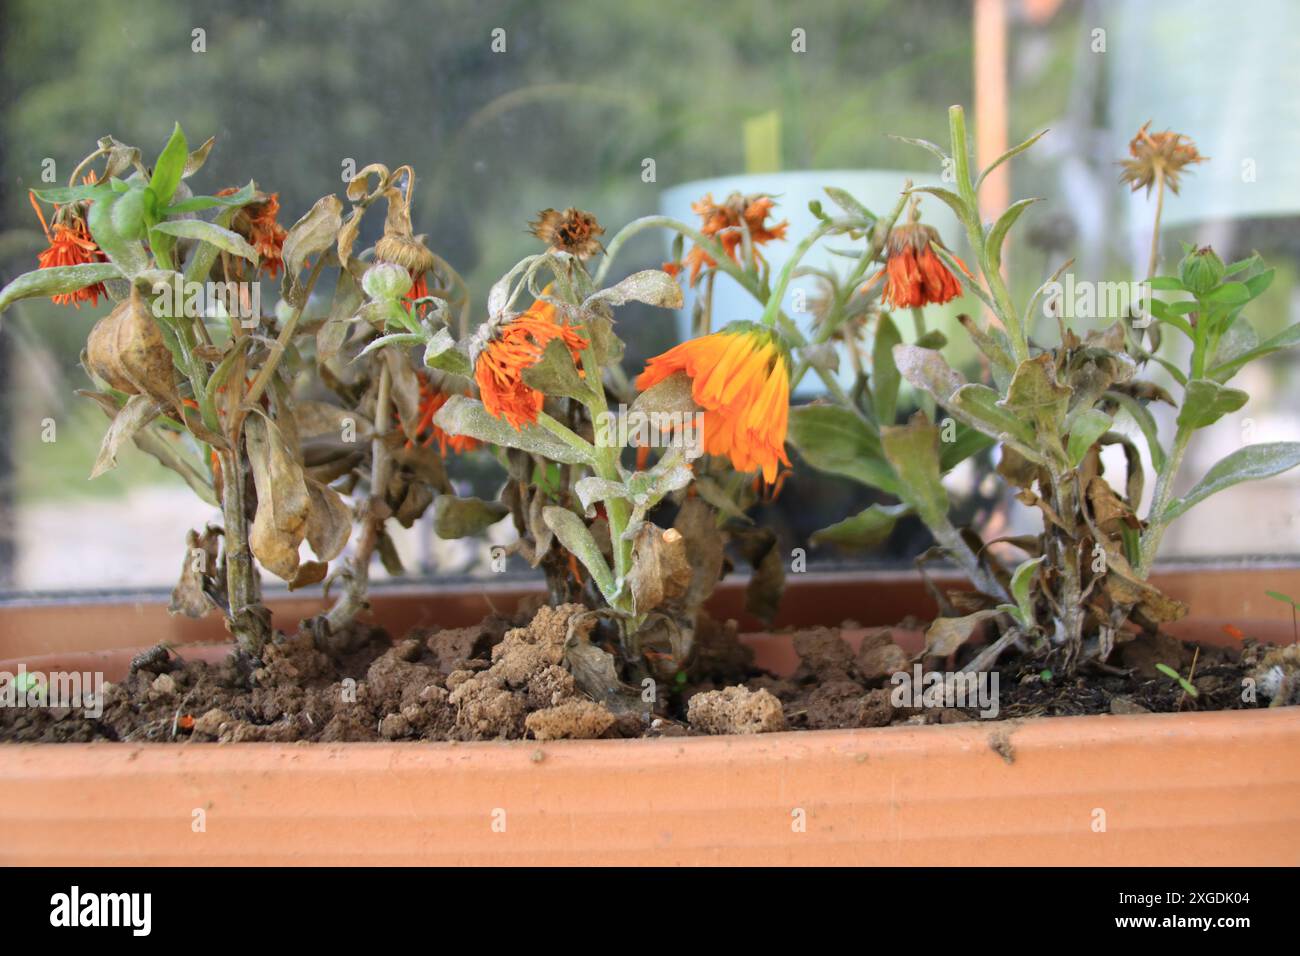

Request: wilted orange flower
left=29, top=190, right=109, bottom=307
left=220, top=189, right=288, bottom=277
left=408, top=372, right=479, bottom=455
left=636, top=323, right=791, bottom=483
left=1119, top=122, right=1207, bottom=196
left=666, top=192, right=788, bottom=285
left=1222, top=623, right=1245, bottom=642
left=864, top=222, right=969, bottom=309
left=529, top=207, right=605, bottom=259
left=474, top=297, right=589, bottom=429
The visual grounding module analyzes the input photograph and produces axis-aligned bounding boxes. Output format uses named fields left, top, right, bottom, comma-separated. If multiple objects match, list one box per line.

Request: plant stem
left=326, top=359, right=393, bottom=632
left=1136, top=426, right=1191, bottom=576
left=217, top=446, right=269, bottom=656
left=1145, top=166, right=1167, bottom=281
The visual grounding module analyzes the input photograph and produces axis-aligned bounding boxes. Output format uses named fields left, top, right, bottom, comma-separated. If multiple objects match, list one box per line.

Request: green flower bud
left=362, top=261, right=413, bottom=302
left=1179, top=246, right=1225, bottom=296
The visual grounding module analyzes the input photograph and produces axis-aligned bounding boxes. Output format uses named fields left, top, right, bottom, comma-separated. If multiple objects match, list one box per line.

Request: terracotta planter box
left=2, top=566, right=1298, bottom=865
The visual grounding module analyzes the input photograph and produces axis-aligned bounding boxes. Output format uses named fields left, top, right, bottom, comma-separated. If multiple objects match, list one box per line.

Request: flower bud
left=362, top=261, right=414, bottom=301
left=1179, top=246, right=1225, bottom=295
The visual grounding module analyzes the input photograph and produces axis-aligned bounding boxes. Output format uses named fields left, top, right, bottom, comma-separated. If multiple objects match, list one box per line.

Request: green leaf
left=983, top=197, right=1040, bottom=275
left=822, top=186, right=874, bottom=221
left=787, top=404, right=899, bottom=495
left=110, top=185, right=150, bottom=240
left=889, top=134, right=949, bottom=164
left=951, top=384, right=1037, bottom=448
left=1162, top=442, right=1300, bottom=521
left=86, top=193, right=149, bottom=275
left=149, top=122, right=188, bottom=208
left=1176, top=379, right=1248, bottom=431
left=1208, top=322, right=1300, bottom=382
left=1009, top=555, right=1045, bottom=627
left=433, top=495, right=509, bottom=538
left=0, top=263, right=122, bottom=314
left=1001, top=355, right=1070, bottom=429
left=30, top=183, right=113, bottom=204
left=542, top=506, right=616, bottom=600
left=1146, top=276, right=1185, bottom=292
left=810, top=502, right=910, bottom=549
left=880, top=414, right=949, bottom=527
left=1106, top=390, right=1166, bottom=471
left=521, top=337, right=595, bottom=404
left=1154, top=663, right=1198, bottom=697
left=163, top=182, right=259, bottom=214
left=975, top=128, right=1048, bottom=192
left=1265, top=589, right=1299, bottom=609
left=872, top=313, right=902, bottom=425
left=432, top=395, right=595, bottom=465
left=422, top=328, right=473, bottom=376
left=939, top=421, right=995, bottom=472
left=1067, top=407, right=1113, bottom=467
left=150, top=219, right=259, bottom=263
left=908, top=185, right=975, bottom=231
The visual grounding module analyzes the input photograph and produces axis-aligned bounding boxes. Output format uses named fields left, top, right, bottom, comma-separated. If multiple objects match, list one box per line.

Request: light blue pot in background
left=658, top=169, right=961, bottom=397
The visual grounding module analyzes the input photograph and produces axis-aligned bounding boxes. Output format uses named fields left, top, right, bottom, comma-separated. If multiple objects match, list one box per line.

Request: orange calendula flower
left=219, top=189, right=288, bottom=277
left=636, top=323, right=791, bottom=483
left=473, top=297, right=589, bottom=430
left=29, top=190, right=109, bottom=307
left=864, top=221, right=969, bottom=309
left=665, top=192, right=788, bottom=286
left=408, top=371, right=480, bottom=455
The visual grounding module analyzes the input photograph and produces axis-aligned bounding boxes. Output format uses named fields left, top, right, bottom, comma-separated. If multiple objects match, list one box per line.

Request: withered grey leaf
left=168, top=527, right=221, bottom=619
left=672, top=496, right=727, bottom=614
left=283, top=194, right=343, bottom=281
left=288, top=560, right=329, bottom=592
left=304, top=478, right=352, bottom=562
left=631, top=369, right=699, bottom=418
left=584, top=269, right=684, bottom=310
left=90, top=393, right=163, bottom=479
left=627, top=524, right=692, bottom=615
left=246, top=414, right=311, bottom=581
left=433, top=494, right=509, bottom=539
left=380, top=349, right=423, bottom=442
left=922, top=609, right=1001, bottom=658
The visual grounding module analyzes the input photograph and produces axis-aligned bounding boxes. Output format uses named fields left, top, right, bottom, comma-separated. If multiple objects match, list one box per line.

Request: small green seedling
left=1155, top=661, right=1200, bottom=704
left=1265, top=589, right=1299, bottom=644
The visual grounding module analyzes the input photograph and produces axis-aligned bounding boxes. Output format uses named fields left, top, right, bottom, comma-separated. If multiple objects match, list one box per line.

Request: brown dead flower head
left=529, top=207, right=605, bottom=259
left=1119, top=121, right=1207, bottom=196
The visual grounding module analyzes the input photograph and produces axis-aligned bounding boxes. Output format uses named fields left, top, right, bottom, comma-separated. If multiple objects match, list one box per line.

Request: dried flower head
left=666, top=192, right=788, bottom=285
left=29, top=188, right=109, bottom=307
left=220, top=189, right=288, bottom=277
left=1119, top=121, right=1207, bottom=196
left=529, top=207, right=605, bottom=259
left=474, top=297, right=589, bottom=429
left=636, top=322, right=791, bottom=483
left=376, top=232, right=438, bottom=276
left=865, top=221, right=969, bottom=309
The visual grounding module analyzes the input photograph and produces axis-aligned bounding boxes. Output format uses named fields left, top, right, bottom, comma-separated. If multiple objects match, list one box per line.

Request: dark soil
left=2, top=599, right=1295, bottom=743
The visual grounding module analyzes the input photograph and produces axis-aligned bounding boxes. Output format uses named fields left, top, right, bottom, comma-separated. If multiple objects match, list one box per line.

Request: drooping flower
left=29, top=189, right=109, bottom=307
left=636, top=322, right=791, bottom=483
left=408, top=371, right=480, bottom=455
left=529, top=207, right=605, bottom=259
left=665, top=192, right=788, bottom=285
left=864, top=221, right=969, bottom=309
left=220, top=189, right=288, bottom=277
left=1119, top=122, right=1207, bottom=196
left=473, top=297, right=589, bottom=430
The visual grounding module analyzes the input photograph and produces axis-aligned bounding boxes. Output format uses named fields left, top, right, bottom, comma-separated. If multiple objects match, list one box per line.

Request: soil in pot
left=2, top=599, right=1295, bottom=744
